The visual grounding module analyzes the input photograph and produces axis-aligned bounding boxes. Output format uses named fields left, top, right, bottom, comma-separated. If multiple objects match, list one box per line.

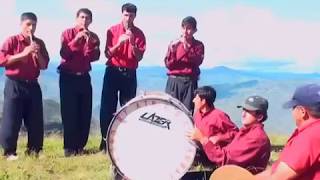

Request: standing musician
left=99, top=3, right=146, bottom=152
left=164, top=16, right=204, bottom=112
left=0, top=12, right=50, bottom=160
left=58, top=8, right=100, bottom=157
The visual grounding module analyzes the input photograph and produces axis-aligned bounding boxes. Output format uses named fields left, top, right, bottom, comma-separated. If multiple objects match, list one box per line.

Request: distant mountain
left=0, top=64, right=319, bottom=134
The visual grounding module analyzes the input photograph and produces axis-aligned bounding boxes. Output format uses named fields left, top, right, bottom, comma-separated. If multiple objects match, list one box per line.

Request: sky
left=1, top=0, right=320, bottom=73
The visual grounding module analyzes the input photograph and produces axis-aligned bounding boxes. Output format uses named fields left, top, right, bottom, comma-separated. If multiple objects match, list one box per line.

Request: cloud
left=197, top=5, right=320, bottom=72
left=0, top=1, right=19, bottom=43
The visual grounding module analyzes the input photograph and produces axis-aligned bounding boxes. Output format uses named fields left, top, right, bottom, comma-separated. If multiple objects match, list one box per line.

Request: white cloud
left=197, top=5, right=320, bottom=72
left=0, top=1, right=19, bottom=43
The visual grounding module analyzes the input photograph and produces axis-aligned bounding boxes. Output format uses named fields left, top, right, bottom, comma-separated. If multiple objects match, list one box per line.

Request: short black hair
left=76, top=8, right=92, bottom=20
left=122, top=3, right=137, bottom=14
left=194, top=86, right=216, bottom=107
left=182, top=16, right=197, bottom=29
left=256, top=111, right=268, bottom=123
left=21, top=12, right=37, bottom=22
left=307, top=105, right=320, bottom=118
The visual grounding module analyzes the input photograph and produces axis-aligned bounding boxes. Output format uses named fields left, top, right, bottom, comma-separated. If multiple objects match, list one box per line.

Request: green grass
left=0, top=134, right=288, bottom=180
left=0, top=135, right=112, bottom=180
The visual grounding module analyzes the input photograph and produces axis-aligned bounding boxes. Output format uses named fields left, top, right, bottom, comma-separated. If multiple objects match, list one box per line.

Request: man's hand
left=75, top=28, right=90, bottom=42
left=209, top=135, right=221, bottom=145
left=126, top=29, right=135, bottom=46
left=187, top=128, right=204, bottom=142
left=117, top=34, right=130, bottom=46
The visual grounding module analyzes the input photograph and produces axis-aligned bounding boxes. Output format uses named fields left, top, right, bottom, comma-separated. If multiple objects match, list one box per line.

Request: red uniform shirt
left=59, top=26, right=100, bottom=73
left=104, top=23, right=146, bottom=69
left=271, top=119, right=320, bottom=180
left=165, top=38, right=204, bottom=78
left=0, top=34, right=49, bottom=80
left=203, top=123, right=271, bottom=174
left=194, top=108, right=238, bottom=146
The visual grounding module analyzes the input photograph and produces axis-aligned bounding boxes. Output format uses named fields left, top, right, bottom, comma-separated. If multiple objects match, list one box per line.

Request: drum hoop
left=106, top=96, right=194, bottom=179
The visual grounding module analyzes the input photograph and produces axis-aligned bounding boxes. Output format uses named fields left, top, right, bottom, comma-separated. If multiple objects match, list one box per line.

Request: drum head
left=107, top=93, right=196, bottom=180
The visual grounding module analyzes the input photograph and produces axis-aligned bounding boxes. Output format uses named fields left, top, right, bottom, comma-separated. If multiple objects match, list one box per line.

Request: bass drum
left=107, top=92, right=196, bottom=180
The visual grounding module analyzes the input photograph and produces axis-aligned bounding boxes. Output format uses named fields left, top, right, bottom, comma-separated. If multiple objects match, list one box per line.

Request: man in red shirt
left=164, top=16, right=204, bottom=112
left=99, top=3, right=146, bottom=151
left=257, top=84, right=320, bottom=180
left=193, top=86, right=238, bottom=147
left=0, top=12, right=50, bottom=160
left=189, top=95, right=271, bottom=174
left=58, top=8, right=100, bottom=157
left=183, top=86, right=238, bottom=179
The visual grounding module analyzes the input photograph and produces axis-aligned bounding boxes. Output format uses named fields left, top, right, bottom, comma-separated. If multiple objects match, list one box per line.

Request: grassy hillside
left=0, top=134, right=287, bottom=180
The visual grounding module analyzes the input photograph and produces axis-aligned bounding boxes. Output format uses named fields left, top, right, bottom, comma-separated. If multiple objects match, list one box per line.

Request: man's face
left=241, top=109, right=259, bottom=126
left=21, top=19, right=37, bottom=37
left=181, top=24, right=196, bottom=40
left=193, top=94, right=206, bottom=112
left=76, top=12, right=92, bottom=29
left=122, top=10, right=136, bottom=29
left=292, top=106, right=305, bottom=127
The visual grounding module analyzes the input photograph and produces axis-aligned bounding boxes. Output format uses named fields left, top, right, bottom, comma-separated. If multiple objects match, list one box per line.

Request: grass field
left=0, top=134, right=288, bottom=180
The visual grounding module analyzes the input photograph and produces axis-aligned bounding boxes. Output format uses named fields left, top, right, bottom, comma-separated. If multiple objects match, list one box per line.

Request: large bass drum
left=107, top=92, right=196, bottom=180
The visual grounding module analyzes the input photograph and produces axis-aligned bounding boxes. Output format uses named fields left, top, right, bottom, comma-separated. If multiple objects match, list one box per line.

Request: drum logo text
left=139, top=112, right=171, bottom=130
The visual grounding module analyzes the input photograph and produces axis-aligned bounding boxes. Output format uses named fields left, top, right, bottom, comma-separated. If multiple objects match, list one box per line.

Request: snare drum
left=107, top=92, right=196, bottom=180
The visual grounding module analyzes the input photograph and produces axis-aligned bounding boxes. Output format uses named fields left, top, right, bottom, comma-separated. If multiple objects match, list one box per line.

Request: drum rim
left=106, top=96, right=195, bottom=179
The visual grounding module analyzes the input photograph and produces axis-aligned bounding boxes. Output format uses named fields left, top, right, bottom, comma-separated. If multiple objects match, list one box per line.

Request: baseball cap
left=283, top=84, right=320, bottom=109
left=237, top=95, right=268, bottom=112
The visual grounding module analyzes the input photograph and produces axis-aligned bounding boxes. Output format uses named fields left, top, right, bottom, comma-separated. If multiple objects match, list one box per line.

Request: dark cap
left=237, top=95, right=268, bottom=112
left=283, top=84, right=320, bottom=109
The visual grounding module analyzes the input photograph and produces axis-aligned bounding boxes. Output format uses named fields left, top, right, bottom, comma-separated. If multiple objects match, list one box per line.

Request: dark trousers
left=59, top=73, right=92, bottom=150
left=0, top=78, right=43, bottom=155
left=165, top=76, right=198, bottom=112
left=99, top=66, right=137, bottom=150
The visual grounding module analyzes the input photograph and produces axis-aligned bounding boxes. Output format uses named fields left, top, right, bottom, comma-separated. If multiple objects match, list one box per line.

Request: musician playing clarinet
left=0, top=12, right=50, bottom=160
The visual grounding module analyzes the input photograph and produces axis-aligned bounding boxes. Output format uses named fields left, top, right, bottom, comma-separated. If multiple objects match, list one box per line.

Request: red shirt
left=104, top=23, right=146, bottom=69
left=194, top=108, right=238, bottom=146
left=203, top=123, right=271, bottom=174
left=59, top=26, right=100, bottom=73
left=165, top=38, right=204, bottom=78
left=0, top=34, right=49, bottom=80
left=271, top=119, right=320, bottom=180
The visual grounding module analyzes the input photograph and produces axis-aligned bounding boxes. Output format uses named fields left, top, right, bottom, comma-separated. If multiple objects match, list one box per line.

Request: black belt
left=58, top=69, right=89, bottom=76
left=108, top=66, right=135, bottom=73
left=169, top=75, right=195, bottom=80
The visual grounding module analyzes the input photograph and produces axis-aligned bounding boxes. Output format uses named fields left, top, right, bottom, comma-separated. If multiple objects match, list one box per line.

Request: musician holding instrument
left=183, top=86, right=238, bottom=179
left=256, top=84, right=320, bottom=180
left=164, top=16, right=204, bottom=112
left=189, top=95, right=271, bottom=174
left=58, top=8, right=100, bottom=157
left=99, top=3, right=146, bottom=152
left=0, top=12, right=50, bottom=160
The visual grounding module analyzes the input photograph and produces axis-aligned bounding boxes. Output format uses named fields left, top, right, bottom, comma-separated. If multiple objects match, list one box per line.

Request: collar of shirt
left=239, top=123, right=263, bottom=133
left=18, top=33, right=30, bottom=43
left=199, top=107, right=215, bottom=118
left=297, top=118, right=320, bottom=132
left=120, top=22, right=137, bottom=33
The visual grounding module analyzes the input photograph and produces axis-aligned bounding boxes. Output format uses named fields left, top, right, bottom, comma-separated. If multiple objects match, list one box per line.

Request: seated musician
left=182, top=86, right=238, bottom=179
left=256, top=84, right=320, bottom=180
left=189, top=95, right=271, bottom=174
